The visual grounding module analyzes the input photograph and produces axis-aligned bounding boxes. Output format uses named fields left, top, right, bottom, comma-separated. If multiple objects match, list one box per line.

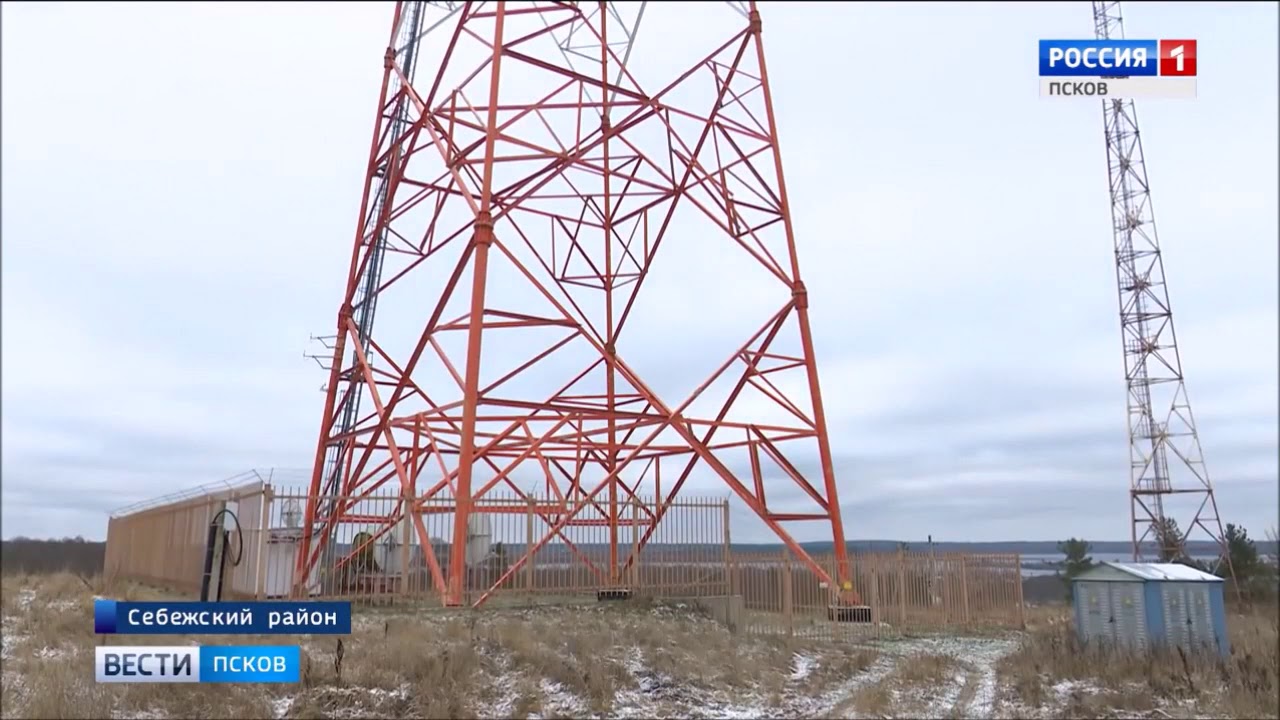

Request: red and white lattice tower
left=297, top=0, right=858, bottom=608
left=1093, top=2, right=1235, bottom=585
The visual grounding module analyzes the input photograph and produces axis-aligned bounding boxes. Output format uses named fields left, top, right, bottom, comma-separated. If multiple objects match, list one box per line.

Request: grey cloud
left=714, top=413, right=1276, bottom=542
left=5, top=417, right=279, bottom=478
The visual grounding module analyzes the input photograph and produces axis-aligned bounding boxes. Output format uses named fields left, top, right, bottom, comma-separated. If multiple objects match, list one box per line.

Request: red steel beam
left=301, top=1, right=861, bottom=608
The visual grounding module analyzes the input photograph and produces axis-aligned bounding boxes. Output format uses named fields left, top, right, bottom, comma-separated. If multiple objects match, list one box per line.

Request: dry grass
left=26, top=569, right=1268, bottom=719
left=849, top=680, right=896, bottom=717
left=1, top=572, right=889, bottom=720
left=896, top=652, right=961, bottom=686
left=996, top=603, right=1279, bottom=719
left=846, top=652, right=964, bottom=718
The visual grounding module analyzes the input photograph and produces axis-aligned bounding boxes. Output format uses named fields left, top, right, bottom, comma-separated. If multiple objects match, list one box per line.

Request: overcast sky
left=3, top=1, right=1276, bottom=545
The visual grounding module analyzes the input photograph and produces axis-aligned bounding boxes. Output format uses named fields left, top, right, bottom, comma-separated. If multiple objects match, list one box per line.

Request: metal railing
left=103, top=474, right=1025, bottom=638
left=732, top=549, right=1026, bottom=640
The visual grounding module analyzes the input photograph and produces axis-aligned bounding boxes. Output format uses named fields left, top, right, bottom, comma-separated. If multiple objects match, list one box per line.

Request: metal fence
left=260, top=485, right=731, bottom=606
left=731, top=549, right=1026, bottom=640
left=104, top=474, right=1025, bottom=638
left=104, top=477, right=731, bottom=606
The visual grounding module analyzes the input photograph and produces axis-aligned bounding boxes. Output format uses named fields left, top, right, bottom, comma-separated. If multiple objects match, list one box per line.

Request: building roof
left=1091, top=561, right=1223, bottom=582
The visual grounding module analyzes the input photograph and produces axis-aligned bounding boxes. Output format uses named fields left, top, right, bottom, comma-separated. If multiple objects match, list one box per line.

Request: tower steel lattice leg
left=297, top=1, right=860, bottom=609
left=1092, top=2, right=1238, bottom=596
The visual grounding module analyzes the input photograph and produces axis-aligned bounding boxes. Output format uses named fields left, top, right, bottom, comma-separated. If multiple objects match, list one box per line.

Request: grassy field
left=993, top=603, right=1279, bottom=719
left=0, top=573, right=1275, bottom=719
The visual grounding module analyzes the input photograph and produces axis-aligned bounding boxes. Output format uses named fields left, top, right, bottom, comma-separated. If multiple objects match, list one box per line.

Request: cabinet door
left=1162, top=584, right=1180, bottom=648
left=1188, top=584, right=1214, bottom=651
left=1082, top=583, right=1110, bottom=643
left=1110, top=582, right=1145, bottom=651
left=1103, top=584, right=1118, bottom=643
left=1162, top=583, right=1196, bottom=649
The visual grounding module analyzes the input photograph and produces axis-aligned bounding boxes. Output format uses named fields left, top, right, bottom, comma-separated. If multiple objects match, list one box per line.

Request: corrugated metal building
left=1071, top=561, right=1229, bottom=656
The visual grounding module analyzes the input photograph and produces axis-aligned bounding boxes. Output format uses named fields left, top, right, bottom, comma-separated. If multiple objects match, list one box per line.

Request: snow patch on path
left=848, top=634, right=1021, bottom=719
left=969, top=652, right=1002, bottom=719
left=790, top=653, right=816, bottom=682
left=533, top=679, right=587, bottom=718
left=927, top=669, right=971, bottom=719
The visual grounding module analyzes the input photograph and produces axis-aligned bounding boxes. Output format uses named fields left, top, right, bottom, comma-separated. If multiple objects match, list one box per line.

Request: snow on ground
left=296, top=686, right=413, bottom=720
left=1, top=590, right=36, bottom=661
left=478, top=656, right=522, bottom=720
left=790, top=653, right=816, bottom=681
left=0, top=618, right=28, bottom=661
left=114, top=710, right=169, bottom=720
left=0, top=589, right=1019, bottom=720
left=1051, top=678, right=1101, bottom=699
left=2, top=582, right=1129, bottom=720
left=849, top=635, right=1022, bottom=720
left=3, top=605, right=83, bottom=662
left=993, top=675, right=1213, bottom=720
left=534, top=679, right=589, bottom=718
left=271, top=696, right=296, bottom=720
left=904, top=667, right=970, bottom=719
left=33, top=645, right=76, bottom=660
left=602, top=634, right=1021, bottom=720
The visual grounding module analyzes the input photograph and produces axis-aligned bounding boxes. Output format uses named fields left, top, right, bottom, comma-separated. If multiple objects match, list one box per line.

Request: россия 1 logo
left=1158, top=40, right=1197, bottom=77
left=1038, top=39, right=1197, bottom=99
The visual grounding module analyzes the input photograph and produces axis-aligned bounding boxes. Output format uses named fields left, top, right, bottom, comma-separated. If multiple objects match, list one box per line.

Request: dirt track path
left=948, top=643, right=1007, bottom=719
left=948, top=663, right=981, bottom=718
left=829, top=636, right=1018, bottom=720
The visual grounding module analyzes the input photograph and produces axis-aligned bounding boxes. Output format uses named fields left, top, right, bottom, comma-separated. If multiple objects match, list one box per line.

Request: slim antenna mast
left=300, top=1, right=430, bottom=583
left=1092, top=2, right=1236, bottom=592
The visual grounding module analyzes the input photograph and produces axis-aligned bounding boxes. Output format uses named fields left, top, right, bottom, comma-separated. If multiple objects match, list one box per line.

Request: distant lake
left=1019, top=553, right=1220, bottom=576
left=525, top=556, right=1222, bottom=579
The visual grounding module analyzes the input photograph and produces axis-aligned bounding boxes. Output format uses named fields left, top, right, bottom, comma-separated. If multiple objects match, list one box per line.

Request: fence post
left=897, top=546, right=908, bottom=626
left=1014, top=553, right=1026, bottom=628
left=525, top=497, right=536, bottom=593
left=782, top=550, right=793, bottom=637
left=255, top=486, right=273, bottom=599
left=721, top=500, right=732, bottom=596
left=932, top=551, right=943, bottom=625
left=631, top=497, right=642, bottom=592
left=960, top=555, right=971, bottom=625
left=870, top=553, right=880, bottom=625
left=400, top=490, right=412, bottom=598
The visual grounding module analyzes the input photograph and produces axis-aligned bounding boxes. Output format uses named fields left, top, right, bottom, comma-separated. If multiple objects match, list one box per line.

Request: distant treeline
left=2, top=537, right=105, bottom=576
